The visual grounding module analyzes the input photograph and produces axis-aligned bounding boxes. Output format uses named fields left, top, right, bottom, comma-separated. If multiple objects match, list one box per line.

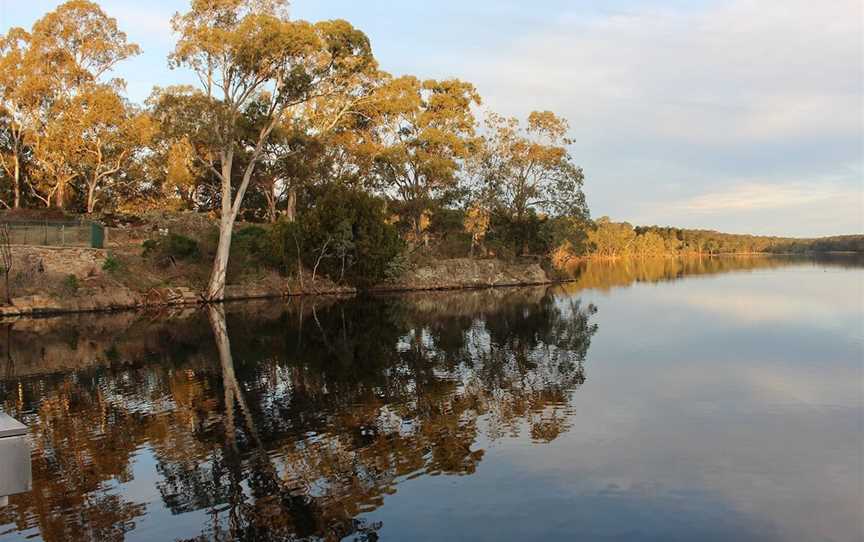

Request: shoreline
left=0, top=280, right=566, bottom=320
left=1, top=251, right=856, bottom=320
left=0, top=257, right=557, bottom=320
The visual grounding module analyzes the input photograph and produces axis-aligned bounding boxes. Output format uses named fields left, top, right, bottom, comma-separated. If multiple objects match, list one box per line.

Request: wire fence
left=0, top=219, right=105, bottom=249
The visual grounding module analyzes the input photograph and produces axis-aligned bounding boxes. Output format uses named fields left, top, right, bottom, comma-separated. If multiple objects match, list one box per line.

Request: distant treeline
left=584, top=217, right=863, bottom=259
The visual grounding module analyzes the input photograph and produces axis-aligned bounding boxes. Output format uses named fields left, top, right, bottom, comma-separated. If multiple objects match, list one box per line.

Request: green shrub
left=271, top=185, right=405, bottom=286
left=102, top=254, right=122, bottom=273
left=268, top=220, right=304, bottom=276
left=143, top=232, right=200, bottom=266
left=541, top=216, right=589, bottom=256
left=165, top=233, right=199, bottom=258
left=428, top=208, right=465, bottom=237
left=485, top=210, right=549, bottom=258
left=62, top=274, right=79, bottom=294
left=384, top=250, right=410, bottom=281
left=141, top=239, right=157, bottom=256
left=228, top=226, right=274, bottom=279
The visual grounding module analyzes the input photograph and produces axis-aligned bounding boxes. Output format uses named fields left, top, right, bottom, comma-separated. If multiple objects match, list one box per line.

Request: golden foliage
left=550, top=241, right=580, bottom=271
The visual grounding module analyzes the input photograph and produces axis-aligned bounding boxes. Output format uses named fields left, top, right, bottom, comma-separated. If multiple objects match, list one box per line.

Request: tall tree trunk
left=206, top=148, right=258, bottom=301
left=86, top=181, right=97, bottom=214
left=413, top=214, right=422, bottom=241
left=266, top=191, right=277, bottom=223
left=12, top=157, right=20, bottom=210
left=285, top=188, right=297, bottom=222
left=55, top=180, right=65, bottom=210
left=205, top=156, right=235, bottom=301
left=207, top=213, right=235, bottom=300
left=205, top=115, right=277, bottom=301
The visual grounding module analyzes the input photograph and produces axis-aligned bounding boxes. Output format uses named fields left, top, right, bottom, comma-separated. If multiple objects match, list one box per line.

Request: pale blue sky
left=2, top=0, right=862, bottom=236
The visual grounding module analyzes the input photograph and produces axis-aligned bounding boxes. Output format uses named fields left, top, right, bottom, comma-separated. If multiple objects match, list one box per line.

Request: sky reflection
left=0, top=255, right=861, bottom=541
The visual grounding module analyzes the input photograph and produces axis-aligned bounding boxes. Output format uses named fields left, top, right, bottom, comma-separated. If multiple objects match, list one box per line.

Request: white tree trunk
left=12, top=156, right=20, bottom=210
left=205, top=149, right=260, bottom=301
left=86, top=181, right=97, bottom=214
left=206, top=214, right=235, bottom=300
left=285, top=188, right=297, bottom=222
left=205, top=156, right=236, bottom=300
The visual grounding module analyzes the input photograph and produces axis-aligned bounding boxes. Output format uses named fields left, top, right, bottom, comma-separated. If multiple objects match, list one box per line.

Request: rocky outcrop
left=10, top=245, right=107, bottom=280
left=381, top=258, right=551, bottom=291
left=0, top=282, right=355, bottom=318
left=0, top=287, right=144, bottom=317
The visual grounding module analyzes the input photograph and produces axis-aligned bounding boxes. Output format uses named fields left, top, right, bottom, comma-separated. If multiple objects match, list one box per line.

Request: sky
left=2, top=0, right=862, bottom=237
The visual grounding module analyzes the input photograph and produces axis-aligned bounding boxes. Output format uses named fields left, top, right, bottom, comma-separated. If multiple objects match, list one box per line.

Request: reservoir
left=0, top=255, right=861, bottom=541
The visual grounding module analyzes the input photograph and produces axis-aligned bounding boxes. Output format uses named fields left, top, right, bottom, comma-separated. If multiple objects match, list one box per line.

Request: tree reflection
left=556, top=253, right=851, bottom=292
left=0, top=288, right=597, bottom=541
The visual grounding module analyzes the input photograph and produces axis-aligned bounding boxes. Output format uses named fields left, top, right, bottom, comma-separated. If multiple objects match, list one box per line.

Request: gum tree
left=371, top=76, right=481, bottom=239
left=76, top=84, right=153, bottom=213
left=476, top=111, right=589, bottom=254
left=5, top=0, right=140, bottom=209
left=0, top=28, right=34, bottom=209
left=169, top=0, right=377, bottom=300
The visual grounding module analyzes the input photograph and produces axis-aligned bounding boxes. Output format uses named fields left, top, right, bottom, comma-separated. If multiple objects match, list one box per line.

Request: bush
left=485, top=210, right=549, bottom=258
left=143, top=232, right=200, bottom=266
left=272, top=185, right=405, bottom=287
left=541, top=216, right=589, bottom=256
left=384, top=250, right=411, bottom=281
left=268, top=220, right=304, bottom=277
left=228, top=226, right=273, bottom=279
left=102, top=254, right=122, bottom=273
left=62, top=274, right=79, bottom=294
left=427, top=208, right=473, bottom=258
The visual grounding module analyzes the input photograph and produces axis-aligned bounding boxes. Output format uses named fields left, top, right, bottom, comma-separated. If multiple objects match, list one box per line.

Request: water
left=0, top=255, right=861, bottom=541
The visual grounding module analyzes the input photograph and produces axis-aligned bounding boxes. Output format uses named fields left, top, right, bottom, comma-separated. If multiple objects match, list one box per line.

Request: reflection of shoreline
left=0, top=285, right=598, bottom=541
left=555, top=253, right=862, bottom=295
left=0, top=253, right=857, bottom=322
left=3, top=253, right=857, bottom=380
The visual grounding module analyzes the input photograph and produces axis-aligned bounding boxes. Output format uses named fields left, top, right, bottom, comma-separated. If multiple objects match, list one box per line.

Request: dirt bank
left=0, top=258, right=553, bottom=319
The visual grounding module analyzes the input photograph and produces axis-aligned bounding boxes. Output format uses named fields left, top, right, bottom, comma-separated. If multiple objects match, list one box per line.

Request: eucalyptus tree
left=477, top=111, right=589, bottom=253
left=168, top=0, right=379, bottom=300
left=587, top=217, right=636, bottom=259
left=0, top=28, right=35, bottom=209
left=4, top=0, right=140, bottom=209
left=371, top=76, right=481, bottom=239
left=75, top=84, right=154, bottom=213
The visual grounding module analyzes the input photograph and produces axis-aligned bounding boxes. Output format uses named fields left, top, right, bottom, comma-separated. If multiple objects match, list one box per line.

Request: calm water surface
left=0, top=256, right=861, bottom=541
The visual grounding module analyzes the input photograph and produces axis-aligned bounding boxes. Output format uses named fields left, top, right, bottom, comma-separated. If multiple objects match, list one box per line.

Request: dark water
left=0, top=255, right=861, bottom=541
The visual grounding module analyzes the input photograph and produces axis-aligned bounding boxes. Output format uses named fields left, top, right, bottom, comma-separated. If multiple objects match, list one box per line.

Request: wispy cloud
left=437, top=0, right=863, bottom=234
left=670, top=182, right=859, bottom=214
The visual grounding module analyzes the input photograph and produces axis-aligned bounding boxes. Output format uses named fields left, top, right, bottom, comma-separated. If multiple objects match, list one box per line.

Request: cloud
left=668, top=181, right=861, bottom=214
left=461, top=0, right=862, bottom=145
left=442, top=0, right=863, bottom=234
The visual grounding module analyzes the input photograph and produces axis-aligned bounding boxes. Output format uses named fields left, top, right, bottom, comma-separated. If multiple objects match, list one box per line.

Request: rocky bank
left=0, top=254, right=553, bottom=318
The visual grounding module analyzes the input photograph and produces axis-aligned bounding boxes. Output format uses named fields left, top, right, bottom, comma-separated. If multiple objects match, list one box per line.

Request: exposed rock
left=0, top=258, right=551, bottom=319
left=9, top=245, right=107, bottom=280
left=12, top=294, right=63, bottom=315
left=383, top=258, right=550, bottom=291
left=143, top=287, right=199, bottom=306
